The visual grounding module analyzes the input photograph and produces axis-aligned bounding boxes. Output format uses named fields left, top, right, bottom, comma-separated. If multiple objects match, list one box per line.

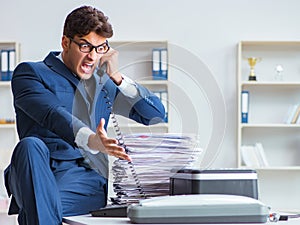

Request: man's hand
left=99, top=48, right=123, bottom=85
left=87, top=118, right=131, bottom=161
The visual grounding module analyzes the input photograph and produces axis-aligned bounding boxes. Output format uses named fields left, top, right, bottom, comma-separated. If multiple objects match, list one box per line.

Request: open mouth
left=81, top=62, right=94, bottom=74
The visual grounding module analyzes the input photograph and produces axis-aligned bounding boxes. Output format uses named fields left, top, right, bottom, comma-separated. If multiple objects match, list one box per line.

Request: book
left=254, top=142, right=269, bottom=167
left=296, top=113, right=300, bottom=124
left=291, top=105, right=300, bottom=124
left=241, top=145, right=260, bottom=167
left=241, top=143, right=269, bottom=168
left=284, top=104, right=300, bottom=124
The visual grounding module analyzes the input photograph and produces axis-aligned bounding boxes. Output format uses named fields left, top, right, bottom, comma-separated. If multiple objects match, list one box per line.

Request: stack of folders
left=0, top=49, right=16, bottom=81
left=152, top=48, right=168, bottom=80
left=111, top=133, right=202, bottom=205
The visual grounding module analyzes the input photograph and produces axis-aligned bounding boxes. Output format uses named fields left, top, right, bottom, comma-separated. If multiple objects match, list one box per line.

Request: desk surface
left=63, top=214, right=300, bottom=225
left=63, top=215, right=129, bottom=225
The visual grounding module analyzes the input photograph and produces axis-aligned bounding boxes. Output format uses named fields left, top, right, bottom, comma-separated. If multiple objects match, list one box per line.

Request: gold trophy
left=246, top=57, right=261, bottom=81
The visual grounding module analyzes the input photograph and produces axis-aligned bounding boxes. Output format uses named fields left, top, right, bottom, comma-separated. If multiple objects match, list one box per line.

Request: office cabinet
left=0, top=41, right=19, bottom=225
left=107, top=41, right=170, bottom=136
left=237, top=41, right=300, bottom=210
left=0, top=42, right=19, bottom=170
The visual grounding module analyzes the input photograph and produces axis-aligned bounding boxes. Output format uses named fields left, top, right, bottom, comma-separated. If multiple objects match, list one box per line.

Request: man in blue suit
left=4, top=5, right=165, bottom=225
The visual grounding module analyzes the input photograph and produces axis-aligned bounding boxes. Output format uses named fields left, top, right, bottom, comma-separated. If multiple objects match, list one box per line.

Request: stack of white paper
left=111, top=133, right=202, bottom=204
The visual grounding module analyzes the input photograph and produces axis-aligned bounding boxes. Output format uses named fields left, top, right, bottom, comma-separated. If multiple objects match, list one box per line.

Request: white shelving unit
left=107, top=41, right=169, bottom=136
left=105, top=41, right=171, bottom=201
left=0, top=42, right=19, bottom=170
left=0, top=42, right=19, bottom=224
left=0, top=81, right=17, bottom=170
left=237, top=41, right=300, bottom=210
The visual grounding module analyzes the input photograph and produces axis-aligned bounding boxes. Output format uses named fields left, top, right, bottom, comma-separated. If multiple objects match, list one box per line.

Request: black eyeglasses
left=69, top=37, right=110, bottom=54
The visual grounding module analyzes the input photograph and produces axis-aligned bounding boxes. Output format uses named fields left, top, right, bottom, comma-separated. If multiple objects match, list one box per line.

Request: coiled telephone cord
left=102, top=88, right=146, bottom=198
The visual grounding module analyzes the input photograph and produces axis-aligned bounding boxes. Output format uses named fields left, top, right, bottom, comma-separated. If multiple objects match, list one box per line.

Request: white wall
left=1, top=0, right=300, bottom=168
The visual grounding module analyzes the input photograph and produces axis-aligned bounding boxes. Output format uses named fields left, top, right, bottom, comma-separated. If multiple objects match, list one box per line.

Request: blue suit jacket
left=11, top=51, right=165, bottom=161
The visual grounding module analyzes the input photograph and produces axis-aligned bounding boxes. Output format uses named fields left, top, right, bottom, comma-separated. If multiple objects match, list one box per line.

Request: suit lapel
left=43, top=52, right=112, bottom=129
left=43, top=51, right=90, bottom=103
left=44, top=51, right=80, bottom=87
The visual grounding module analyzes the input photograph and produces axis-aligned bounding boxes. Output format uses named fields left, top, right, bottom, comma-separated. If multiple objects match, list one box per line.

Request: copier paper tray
left=127, top=194, right=269, bottom=224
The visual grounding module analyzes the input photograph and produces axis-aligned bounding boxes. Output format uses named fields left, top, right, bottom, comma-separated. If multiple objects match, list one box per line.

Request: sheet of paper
left=111, top=133, right=203, bottom=204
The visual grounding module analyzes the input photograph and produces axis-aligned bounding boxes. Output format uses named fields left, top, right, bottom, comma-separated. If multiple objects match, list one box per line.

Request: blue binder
left=241, top=90, right=249, bottom=123
left=160, top=48, right=168, bottom=80
left=1, top=49, right=15, bottom=81
left=153, top=91, right=168, bottom=122
left=152, top=48, right=168, bottom=80
left=152, top=48, right=161, bottom=79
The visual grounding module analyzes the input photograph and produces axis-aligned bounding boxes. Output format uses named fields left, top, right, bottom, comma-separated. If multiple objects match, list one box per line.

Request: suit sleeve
left=12, top=62, right=86, bottom=145
left=113, top=82, right=166, bottom=125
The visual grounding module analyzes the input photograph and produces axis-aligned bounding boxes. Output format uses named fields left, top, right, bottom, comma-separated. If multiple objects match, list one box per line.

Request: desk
left=63, top=214, right=300, bottom=225
left=63, top=215, right=128, bottom=225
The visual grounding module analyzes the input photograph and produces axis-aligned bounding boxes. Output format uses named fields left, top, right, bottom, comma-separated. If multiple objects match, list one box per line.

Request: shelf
left=0, top=209, right=8, bottom=214
left=110, top=40, right=168, bottom=47
left=237, top=41, right=300, bottom=210
left=108, top=40, right=170, bottom=133
left=241, top=41, right=300, bottom=48
left=242, top=81, right=300, bottom=86
left=108, top=122, right=168, bottom=129
left=0, top=207, right=8, bottom=214
left=107, top=123, right=169, bottom=137
left=241, top=166, right=300, bottom=171
left=110, top=40, right=168, bottom=81
left=0, top=42, right=19, bottom=189
left=0, top=81, right=11, bottom=87
left=241, top=123, right=300, bottom=128
left=119, top=123, right=168, bottom=129
left=137, top=80, right=168, bottom=86
left=0, top=124, right=15, bottom=129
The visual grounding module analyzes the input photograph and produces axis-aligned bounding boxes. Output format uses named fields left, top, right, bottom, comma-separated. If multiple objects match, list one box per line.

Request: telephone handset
left=96, top=63, right=146, bottom=199
left=97, top=62, right=107, bottom=84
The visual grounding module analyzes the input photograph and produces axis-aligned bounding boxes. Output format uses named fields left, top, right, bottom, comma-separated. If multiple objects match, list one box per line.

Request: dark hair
left=63, top=6, right=113, bottom=38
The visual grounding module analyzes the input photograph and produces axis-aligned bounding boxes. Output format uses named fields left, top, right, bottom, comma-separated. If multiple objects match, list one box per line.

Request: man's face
left=61, top=31, right=107, bottom=80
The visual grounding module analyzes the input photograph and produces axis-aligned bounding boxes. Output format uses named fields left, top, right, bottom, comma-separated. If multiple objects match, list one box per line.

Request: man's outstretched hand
left=87, top=118, right=131, bottom=161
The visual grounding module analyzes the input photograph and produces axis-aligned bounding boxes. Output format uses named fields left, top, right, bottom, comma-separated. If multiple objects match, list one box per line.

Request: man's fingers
left=113, top=151, right=131, bottom=161
left=97, top=118, right=107, bottom=137
left=101, top=137, right=118, bottom=146
left=96, top=117, right=131, bottom=161
left=99, top=118, right=105, bottom=130
left=108, top=146, right=131, bottom=162
left=120, top=154, right=132, bottom=162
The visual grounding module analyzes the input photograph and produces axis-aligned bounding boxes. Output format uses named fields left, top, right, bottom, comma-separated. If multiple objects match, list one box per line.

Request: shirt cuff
left=118, top=75, right=138, bottom=98
left=75, top=127, right=98, bottom=154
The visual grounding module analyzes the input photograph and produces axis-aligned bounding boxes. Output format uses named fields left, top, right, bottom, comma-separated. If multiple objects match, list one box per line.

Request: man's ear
left=61, top=35, right=70, bottom=51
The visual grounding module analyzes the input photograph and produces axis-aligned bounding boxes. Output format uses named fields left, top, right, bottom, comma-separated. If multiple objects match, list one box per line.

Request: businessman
left=4, top=5, right=165, bottom=225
